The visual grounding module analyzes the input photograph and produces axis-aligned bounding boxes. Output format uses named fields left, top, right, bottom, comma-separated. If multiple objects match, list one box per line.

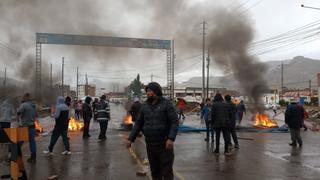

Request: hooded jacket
left=0, top=100, right=15, bottom=123
left=129, top=97, right=178, bottom=143
left=54, top=96, right=70, bottom=130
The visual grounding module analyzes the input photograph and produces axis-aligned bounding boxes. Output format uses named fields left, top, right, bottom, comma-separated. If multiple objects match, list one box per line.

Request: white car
left=264, top=103, right=280, bottom=110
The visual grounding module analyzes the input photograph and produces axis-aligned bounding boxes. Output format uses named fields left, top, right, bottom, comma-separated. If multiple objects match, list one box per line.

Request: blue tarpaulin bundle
left=178, top=125, right=289, bottom=133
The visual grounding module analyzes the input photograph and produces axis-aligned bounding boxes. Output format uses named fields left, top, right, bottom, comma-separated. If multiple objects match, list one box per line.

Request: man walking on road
left=127, top=82, right=178, bottom=180
left=285, top=99, right=304, bottom=147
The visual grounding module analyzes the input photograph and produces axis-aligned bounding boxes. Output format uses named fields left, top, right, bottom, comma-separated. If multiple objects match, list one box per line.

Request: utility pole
left=50, top=63, right=52, bottom=89
left=309, top=79, right=312, bottom=97
left=61, top=57, right=64, bottom=96
left=4, top=67, right=6, bottom=87
left=206, top=50, right=210, bottom=99
left=201, top=20, right=207, bottom=102
left=85, top=74, right=88, bottom=96
left=172, top=39, right=175, bottom=100
left=76, top=66, right=79, bottom=100
left=151, top=74, right=153, bottom=82
left=281, top=62, right=284, bottom=99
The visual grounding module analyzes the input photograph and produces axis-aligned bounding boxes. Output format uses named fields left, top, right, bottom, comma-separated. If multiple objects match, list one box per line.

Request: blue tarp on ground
left=178, top=125, right=289, bottom=133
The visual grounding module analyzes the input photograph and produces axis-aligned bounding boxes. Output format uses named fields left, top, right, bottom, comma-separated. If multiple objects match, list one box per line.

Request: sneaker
left=43, top=150, right=53, bottom=155
left=61, top=150, right=71, bottom=155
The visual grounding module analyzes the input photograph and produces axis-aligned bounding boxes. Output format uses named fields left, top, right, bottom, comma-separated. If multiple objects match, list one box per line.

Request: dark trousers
left=48, top=126, right=70, bottom=152
left=177, top=109, right=185, bottom=120
left=229, top=126, right=239, bottom=145
left=83, top=118, right=91, bottom=137
left=290, top=128, right=302, bottom=145
left=0, top=122, right=11, bottom=154
left=146, top=141, right=174, bottom=180
left=0, top=122, right=11, bottom=128
left=215, top=127, right=231, bottom=153
left=98, top=121, right=108, bottom=139
left=237, top=112, right=243, bottom=124
left=205, top=121, right=214, bottom=141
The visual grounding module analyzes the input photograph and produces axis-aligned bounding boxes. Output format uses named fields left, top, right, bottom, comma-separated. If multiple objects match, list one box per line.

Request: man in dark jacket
left=285, top=100, right=304, bottom=147
left=212, top=93, right=232, bottom=155
left=43, top=96, right=71, bottom=155
left=92, top=98, right=99, bottom=121
left=225, top=95, right=239, bottom=149
left=129, top=97, right=142, bottom=122
left=82, top=96, right=92, bottom=138
left=127, top=82, right=178, bottom=180
left=96, top=95, right=110, bottom=141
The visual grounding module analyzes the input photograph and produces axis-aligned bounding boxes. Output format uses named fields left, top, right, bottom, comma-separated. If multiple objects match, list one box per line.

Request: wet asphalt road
left=1, top=104, right=320, bottom=180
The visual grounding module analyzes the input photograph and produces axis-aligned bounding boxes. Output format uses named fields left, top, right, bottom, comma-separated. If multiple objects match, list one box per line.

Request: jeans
left=19, top=127, right=37, bottom=158
left=205, top=121, right=214, bottom=141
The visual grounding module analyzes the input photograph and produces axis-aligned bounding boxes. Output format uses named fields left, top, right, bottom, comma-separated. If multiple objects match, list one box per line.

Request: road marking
left=120, top=134, right=152, bottom=180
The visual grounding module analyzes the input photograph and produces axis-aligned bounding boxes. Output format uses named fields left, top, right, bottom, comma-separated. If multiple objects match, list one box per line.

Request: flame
left=68, top=117, right=84, bottom=131
left=34, top=118, right=43, bottom=133
left=254, top=112, right=278, bottom=128
left=124, top=114, right=133, bottom=125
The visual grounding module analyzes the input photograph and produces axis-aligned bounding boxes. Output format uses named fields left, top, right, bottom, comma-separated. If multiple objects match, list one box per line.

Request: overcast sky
left=1, top=0, right=320, bottom=90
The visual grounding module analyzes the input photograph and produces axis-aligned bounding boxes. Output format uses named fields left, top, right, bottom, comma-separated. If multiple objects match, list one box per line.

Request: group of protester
left=201, top=94, right=240, bottom=155
left=43, top=94, right=111, bottom=156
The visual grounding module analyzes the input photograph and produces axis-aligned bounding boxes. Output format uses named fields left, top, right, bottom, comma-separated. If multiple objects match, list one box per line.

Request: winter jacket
left=129, top=97, right=178, bottom=143
left=54, top=96, right=70, bottom=130
left=285, top=103, right=304, bottom=129
left=96, top=100, right=110, bottom=122
left=82, top=97, right=92, bottom=121
left=211, top=102, right=231, bottom=128
left=0, top=100, right=15, bottom=123
left=18, top=100, right=36, bottom=127
left=129, top=101, right=142, bottom=122
left=201, top=104, right=211, bottom=122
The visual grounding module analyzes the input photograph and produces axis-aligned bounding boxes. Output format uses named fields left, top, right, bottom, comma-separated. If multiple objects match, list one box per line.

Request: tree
left=128, top=74, right=144, bottom=98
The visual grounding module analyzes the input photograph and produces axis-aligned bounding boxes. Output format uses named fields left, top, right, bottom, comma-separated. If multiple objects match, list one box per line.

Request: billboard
left=36, top=33, right=171, bottom=50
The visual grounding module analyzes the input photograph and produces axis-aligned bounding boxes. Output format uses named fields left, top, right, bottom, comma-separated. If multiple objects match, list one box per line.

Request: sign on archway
left=35, top=33, right=174, bottom=99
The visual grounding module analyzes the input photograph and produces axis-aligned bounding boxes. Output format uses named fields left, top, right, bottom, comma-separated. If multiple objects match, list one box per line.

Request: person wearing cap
left=127, top=82, right=178, bottom=180
left=96, top=95, right=110, bottom=141
left=129, top=97, right=142, bottom=123
left=82, top=96, right=93, bottom=138
left=285, top=98, right=304, bottom=147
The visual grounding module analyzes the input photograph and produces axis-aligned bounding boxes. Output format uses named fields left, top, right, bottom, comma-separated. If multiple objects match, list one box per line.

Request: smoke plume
left=0, top=0, right=269, bottom=109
